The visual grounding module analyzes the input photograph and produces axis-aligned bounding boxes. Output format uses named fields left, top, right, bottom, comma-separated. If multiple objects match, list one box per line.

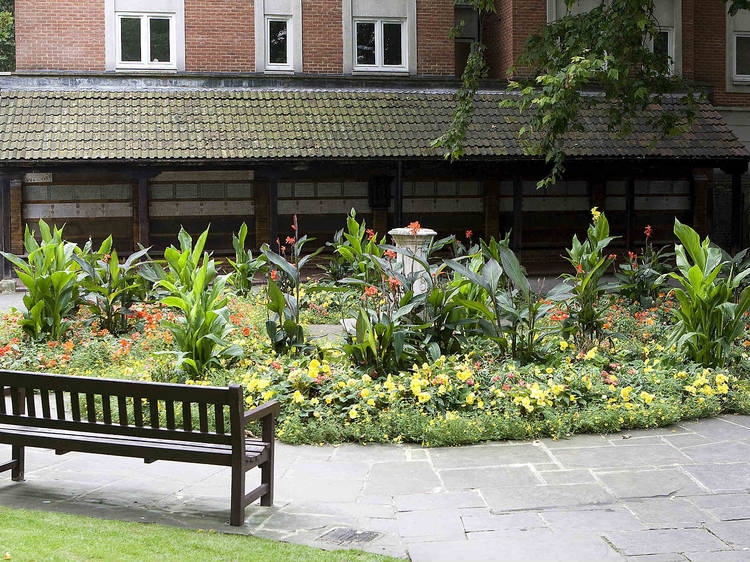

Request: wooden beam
left=626, top=176, right=635, bottom=251
left=137, top=175, right=150, bottom=249
left=0, top=175, right=11, bottom=279
left=394, top=160, right=404, bottom=228
left=269, top=178, right=278, bottom=247
left=732, top=171, right=744, bottom=252
left=254, top=182, right=270, bottom=248
left=483, top=179, right=500, bottom=240
left=512, top=175, right=523, bottom=252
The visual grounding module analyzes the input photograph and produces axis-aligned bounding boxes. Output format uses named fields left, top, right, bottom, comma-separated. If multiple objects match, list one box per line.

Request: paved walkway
left=2, top=416, right=750, bottom=560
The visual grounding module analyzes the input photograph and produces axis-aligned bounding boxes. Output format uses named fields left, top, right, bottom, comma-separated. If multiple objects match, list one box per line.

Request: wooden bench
left=0, top=370, right=279, bottom=526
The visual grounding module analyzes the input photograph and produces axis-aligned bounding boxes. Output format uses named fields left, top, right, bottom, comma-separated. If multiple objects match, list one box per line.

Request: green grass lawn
left=0, top=507, right=400, bottom=562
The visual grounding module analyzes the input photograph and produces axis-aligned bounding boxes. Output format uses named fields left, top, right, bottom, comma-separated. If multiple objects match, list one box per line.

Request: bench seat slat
left=85, top=393, right=96, bottom=423
left=165, top=401, right=175, bottom=430
left=40, top=388, right=51, bottom=419
left=102, top=394, right=111, bottom=425
left=55, top=391, right=65, bottom=420
left=0, top=424, right=255, bottom=467
left=25, top=390, right=36, bottom=417
left=0, top=424, right=264, bottom=454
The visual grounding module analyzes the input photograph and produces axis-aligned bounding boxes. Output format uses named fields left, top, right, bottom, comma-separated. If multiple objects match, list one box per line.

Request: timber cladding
left=21, top=178, right=134, bottom=251
left=149, top=170, right=256, bottom=252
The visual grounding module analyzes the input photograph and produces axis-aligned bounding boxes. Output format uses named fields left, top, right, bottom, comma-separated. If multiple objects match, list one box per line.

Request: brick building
left=0, top=0, right=749, bottom=273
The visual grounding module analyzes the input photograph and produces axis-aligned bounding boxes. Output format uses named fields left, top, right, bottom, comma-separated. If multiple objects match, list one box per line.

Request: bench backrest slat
left=0, top=370, right=237, bottom=446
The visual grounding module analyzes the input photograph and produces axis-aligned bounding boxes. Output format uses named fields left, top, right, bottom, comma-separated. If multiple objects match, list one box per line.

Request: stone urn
left=388, top=226, right=437, bottom=295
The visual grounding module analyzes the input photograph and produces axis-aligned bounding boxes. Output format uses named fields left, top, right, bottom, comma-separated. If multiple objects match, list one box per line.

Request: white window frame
left=115, top=12, right=177, bottom=70
left=352, top=18, right=408, bottom=72
left=264, top=15, right=294, bottom=71
left=734, top=32, right=750, bottom=82
left=649, top=27, right=675, bottom=74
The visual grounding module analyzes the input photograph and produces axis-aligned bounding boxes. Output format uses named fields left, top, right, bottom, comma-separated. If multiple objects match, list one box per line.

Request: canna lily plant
left=1, top=220, right=79, bottom=341
left=668, top=219, right=750, bottom=368
left=157, top=226, right=243, bottom=378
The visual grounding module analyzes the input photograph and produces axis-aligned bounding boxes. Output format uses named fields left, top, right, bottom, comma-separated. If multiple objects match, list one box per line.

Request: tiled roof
left=0, top=88, right=746, bottom=162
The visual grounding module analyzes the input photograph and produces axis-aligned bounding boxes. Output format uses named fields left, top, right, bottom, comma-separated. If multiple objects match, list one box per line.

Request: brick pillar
left=254, top=182, right=270, bottom=248
left=372, top=209, right=389, bottom=237
left=10, top=177, right=23, bottom=254
left=692, top=168, right=712, bottom=237
left=483, top=180, right=500, bottom=240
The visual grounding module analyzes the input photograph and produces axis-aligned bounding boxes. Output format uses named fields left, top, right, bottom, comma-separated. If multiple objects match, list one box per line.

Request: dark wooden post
left=254, top=182, right=270, bottom=247
left=625, top=176, right=635, bottom=252
left=269, top=177, right=279, bottom=247
left=732, top=171, right=744, bottom=253
left=260, top=407, right=275, bottom=507
left=9, top=176, right=22, bottom=255
left=512, top=174, right=523, bottom=252
left=0, top=174, right=11, bottom=279
left=127, top=169, right=159, bottom=251
left=394, top=160, right=404, bottom=228
left=483, top=179, right=500, bottom=240
left=229, top=384, right=246, bottom=526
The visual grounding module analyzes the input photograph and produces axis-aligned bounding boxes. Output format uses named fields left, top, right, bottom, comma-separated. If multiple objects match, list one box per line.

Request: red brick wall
left=417, top=0, right=455, bottom=76
left=15, top=0, right=105, bottom=71
left=692, top=2, right=750, bottom=107
left=302, top=0, right=342, bottom=73
left=185, top=0, right=253, bottom=72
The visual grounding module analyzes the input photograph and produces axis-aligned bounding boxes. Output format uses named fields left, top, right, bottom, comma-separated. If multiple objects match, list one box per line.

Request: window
left=265, top=16, right=293, bottom=71
left=735, top=34, right=750, bottom=80
left=353, top=19, right=407, bottom=71
left=116, top=13, right=175, bottom=69
left=647, top=28, right=674, bottom=73
left=454, top=5, right=480, bottom=77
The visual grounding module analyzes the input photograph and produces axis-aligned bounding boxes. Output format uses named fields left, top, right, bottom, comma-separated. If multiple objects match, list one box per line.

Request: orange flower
left=384, top=250, right=397, bottom=260
left=362, top=286, right=379, bottom=300
left=465, top=230, right=473, bottom=239
left=270, top=270, right=279, bottom=281
left=242, top=327, right=251, bottom=336
left=366, top=228, right=376, bottom=240
left=644, top=225, right=653, bottom=239
left=407, top=221, right=421, bottom=235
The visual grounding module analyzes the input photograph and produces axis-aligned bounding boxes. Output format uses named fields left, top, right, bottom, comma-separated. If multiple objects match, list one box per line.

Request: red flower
left=270, top=270, right=279, bottom=281
left=407, top=221, right=421, bottom=235
left=362, top=286, right=379, bottom=300
left=628, top=251, right=637, bottom=262
left=285, top=236, right=296, bottom=245
left=103, top=254, right=111, bottom=263
left=608, top=253, right=617, bottom=260
left=644, top=225, right=653, bottom=239
left=575, top=264, right=583, bottom=274
left=465, top=230, right=473, bottom=239
left=384, top=250, right=397, bottom=260
left=242, top=327, right=251, bottom=336
left=387, top=277, right=401, bottom=291
left=366, top=229, right=376, bottom=241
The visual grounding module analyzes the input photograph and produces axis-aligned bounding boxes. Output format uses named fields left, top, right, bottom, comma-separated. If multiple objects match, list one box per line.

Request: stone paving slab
left=2, top=415, right=750, bottom=560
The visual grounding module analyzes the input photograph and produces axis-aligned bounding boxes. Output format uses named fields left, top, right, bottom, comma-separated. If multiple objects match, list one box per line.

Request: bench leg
left=260, top=456, right=274, bottom=507
left=11, top=445, right=24, bottom=482
left=230, top=462, right=245, bottom=527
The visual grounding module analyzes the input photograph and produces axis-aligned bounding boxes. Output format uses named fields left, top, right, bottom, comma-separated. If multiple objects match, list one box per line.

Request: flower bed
left=0, top=292, right=747, bottom=447
left=0, top=210, right=748, bottom=446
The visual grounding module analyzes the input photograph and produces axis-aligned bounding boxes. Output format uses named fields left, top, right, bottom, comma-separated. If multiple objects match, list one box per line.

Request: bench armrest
left=243, top=400, right=281, bottom=425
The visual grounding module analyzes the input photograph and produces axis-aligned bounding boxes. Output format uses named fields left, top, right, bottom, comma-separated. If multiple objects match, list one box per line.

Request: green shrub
left=668, top=219, right=750, bottom=367
left=1, top=220, right=79, bottom=340
left=228, top=223, right=266, bottom=296
left=158, top=227, right=243, bottom=378
left=74, top=236, right=149, bottom=335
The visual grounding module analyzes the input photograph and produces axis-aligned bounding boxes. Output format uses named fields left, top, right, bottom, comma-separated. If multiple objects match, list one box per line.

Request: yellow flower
left=456, top=366, right=472, bottom=382
left=620, top=386, right=633, bottom=401
left=292, top=390, right=304, bottom=404
left=262, top=390, right=275, bottom=402
left=349, top=407, right=359, bottom=419
left=367, top=398, right=376, bottom=407
left=639, top=391, right=654, bottom=404
left=360, top=388, right=371, bottom=398
left=559, top=340, right=569, bottom=351
left=384, top=375, right=396, bottom=392
left=417, top=392, right=431, bottom=403
left=466, top=392, right=476, bottom=405
left=584, top=347, right=598, bottom=361
left=591, top=207, right=601, bottom=221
